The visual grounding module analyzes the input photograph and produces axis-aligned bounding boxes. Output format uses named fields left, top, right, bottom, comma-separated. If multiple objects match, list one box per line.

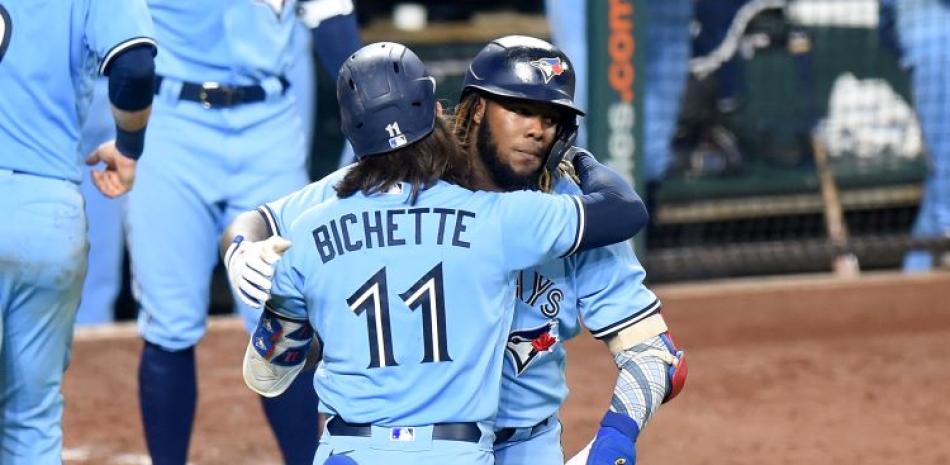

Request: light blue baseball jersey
left=496, top=176, right=660, bottom=428
left=258, top=165, right=353, bottom=237
left=260, top=168, right=659, bottom=428
left=0, top=0, right=155, bottom=182
left=268, top=180, right=583, bottom=426
left=148, top=0, right=297, bottom=85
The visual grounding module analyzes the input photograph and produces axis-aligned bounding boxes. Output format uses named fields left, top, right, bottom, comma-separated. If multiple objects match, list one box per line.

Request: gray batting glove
left=224, top=235, right=292, bottom=308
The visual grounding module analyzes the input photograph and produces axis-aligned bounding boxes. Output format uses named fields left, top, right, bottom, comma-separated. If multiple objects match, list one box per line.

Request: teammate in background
left=238, top=41, right=646, bottom=465
left=0, top=0, right=156, bottom=462
left=73, top=4, right=326, bottom=328
left=76, top=78, right=128, bottom=326
left=544, top=0, right=588, bottom=147
left=545, top=0, right=693, bottom=198
left=450, top=36, right=686, bottom=465
left=891, top=0, right=950, bottom=271
left=127, top=1, right=360, bottom=464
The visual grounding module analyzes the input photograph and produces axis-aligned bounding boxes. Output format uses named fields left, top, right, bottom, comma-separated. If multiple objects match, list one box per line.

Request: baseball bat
left=811, top=134, right=860, bottom=277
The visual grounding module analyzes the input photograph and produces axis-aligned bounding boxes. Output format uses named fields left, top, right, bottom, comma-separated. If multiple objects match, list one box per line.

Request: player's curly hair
left=335, top=117, right=473, bottom=205
left=450, top=92, right=576, bottom=193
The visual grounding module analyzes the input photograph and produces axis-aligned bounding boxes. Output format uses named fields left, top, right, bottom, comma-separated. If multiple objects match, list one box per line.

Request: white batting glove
left=224, top=235, right=292, bottom=309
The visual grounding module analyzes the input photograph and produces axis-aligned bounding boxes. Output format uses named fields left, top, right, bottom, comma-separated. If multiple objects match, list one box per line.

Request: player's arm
left=86, top=44, right=155, bottom=198
left=567, top=244, right=686, bottom=465
left=573, top=329, right=687, bottom=465
left=572, top=150, right=649, bottom=254
left=501, top=151, right=647, bottom=271
left=243, top=305, right=314, bottom=397
left=299, top=0, right=362, bottom=75
left=243, top=247, right=314, bottom=397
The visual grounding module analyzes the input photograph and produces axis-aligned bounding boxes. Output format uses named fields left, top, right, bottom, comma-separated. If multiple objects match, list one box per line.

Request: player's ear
left=472, top=96, right=486, bottom=124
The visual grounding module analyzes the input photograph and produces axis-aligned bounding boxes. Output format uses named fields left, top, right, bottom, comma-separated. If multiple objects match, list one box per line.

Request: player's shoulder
left=303, top=164, right=354, bottom=200
left=287, top=196, right=339, bottom=234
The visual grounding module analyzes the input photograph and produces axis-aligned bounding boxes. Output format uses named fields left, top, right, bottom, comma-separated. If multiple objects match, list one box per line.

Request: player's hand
left=585, top=411, right=639, bottom=465
left=225, top=235, right=292, bottom=309
left=570, top=149, right=602, bottom=194
left=86, top=141, right=137, bottom=198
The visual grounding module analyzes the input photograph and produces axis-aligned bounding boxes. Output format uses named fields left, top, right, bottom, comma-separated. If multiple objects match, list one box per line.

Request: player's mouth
left=511, top=148, right=543, bottom=164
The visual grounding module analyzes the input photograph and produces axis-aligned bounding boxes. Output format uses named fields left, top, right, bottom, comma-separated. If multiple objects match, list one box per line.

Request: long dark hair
left=335, top=117, right=473, bottom=204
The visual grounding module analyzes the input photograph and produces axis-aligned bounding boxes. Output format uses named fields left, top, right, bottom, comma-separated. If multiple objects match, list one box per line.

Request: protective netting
left=647, top=0, right=949, bottom=280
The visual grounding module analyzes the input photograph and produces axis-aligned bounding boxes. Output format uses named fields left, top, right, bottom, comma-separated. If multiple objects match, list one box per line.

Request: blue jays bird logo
left=505, top=321, right=559, bottom=375
left=529, top=57, right=567, bottom=84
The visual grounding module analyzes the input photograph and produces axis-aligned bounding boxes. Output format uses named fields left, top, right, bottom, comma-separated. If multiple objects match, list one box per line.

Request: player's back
left=0, top=0, right=152, bottom=182
left=273, top=180, right=581, bottom=428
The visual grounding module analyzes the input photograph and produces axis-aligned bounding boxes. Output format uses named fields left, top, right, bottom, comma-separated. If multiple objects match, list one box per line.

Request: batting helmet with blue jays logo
left=463, top=35, right=584, bottom=116
left=337, top=42, right=437, bottom=159
left=463, top=35, right=584, bottom=173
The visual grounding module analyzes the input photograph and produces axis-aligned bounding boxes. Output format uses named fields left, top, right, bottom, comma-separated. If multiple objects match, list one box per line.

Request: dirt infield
left=63, top=271, right=950, bottom=464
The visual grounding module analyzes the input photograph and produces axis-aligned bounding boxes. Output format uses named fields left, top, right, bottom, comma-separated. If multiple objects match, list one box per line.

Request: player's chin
left=511, top=155, right=543, bottom=175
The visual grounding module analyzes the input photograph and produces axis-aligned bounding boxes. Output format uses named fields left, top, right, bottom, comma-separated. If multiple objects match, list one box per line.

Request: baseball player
left=76, top=78, right=127, bottom=326
left=126, top=2, right=360, bottom=464
left=238, top=41, right=647, bottom=465
left=893, top=0, right=950, bottom=271
left=450, top=36, right=687, bottom=465
left=0, top=0, right=156, bottom=462
left=223, top=36, right=685, bottom=465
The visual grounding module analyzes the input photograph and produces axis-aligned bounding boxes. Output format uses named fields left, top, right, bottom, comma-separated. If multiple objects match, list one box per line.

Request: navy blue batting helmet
left=337, top=42, right=437, bottom=159
left=462, top=35, right=584, bottom=116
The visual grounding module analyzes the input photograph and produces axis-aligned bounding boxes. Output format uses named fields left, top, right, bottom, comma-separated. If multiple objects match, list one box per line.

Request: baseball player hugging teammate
left=223, top=38, right=685, bottom=465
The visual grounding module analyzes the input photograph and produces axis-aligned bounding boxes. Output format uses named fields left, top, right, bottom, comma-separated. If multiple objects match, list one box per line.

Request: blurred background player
left=545, top=0, right=692, bottom=200
left=76, top=79, right=128, bottom=326
left=240, top=41, right=648, bottom=465
left=891, top=0, right=950, bottom=271
left=0, top=0, right=156, bottom=462
left=544, top=0, right=588, bottom=147
left=127, top=1, right=360, bottom=464
left=451, top=36, right=685, bottom=465
left=73, top=5, right=327, bottom=328
left=642, top=0, right=694, bottom=216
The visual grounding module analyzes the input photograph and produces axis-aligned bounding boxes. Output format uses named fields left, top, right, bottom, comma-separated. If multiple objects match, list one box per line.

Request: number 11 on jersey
left=347, top=263, right=452, bottom=368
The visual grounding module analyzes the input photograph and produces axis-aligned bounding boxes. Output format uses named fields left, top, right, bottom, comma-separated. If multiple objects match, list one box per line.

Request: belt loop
left=156, top=76, right=183, bottom=105
left=259, top=75, right=289, bottom=102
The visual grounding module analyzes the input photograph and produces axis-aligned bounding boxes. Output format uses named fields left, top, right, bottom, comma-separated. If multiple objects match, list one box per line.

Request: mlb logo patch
left=529, top=57, right=567, bottom=84
left=390, top=427, right=416, bottom=442
left=389, top=134, right=408, bottom=149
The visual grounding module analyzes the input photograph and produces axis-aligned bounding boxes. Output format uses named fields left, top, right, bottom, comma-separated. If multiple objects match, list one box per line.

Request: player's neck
left=469, top=150, right=504, bottom=192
